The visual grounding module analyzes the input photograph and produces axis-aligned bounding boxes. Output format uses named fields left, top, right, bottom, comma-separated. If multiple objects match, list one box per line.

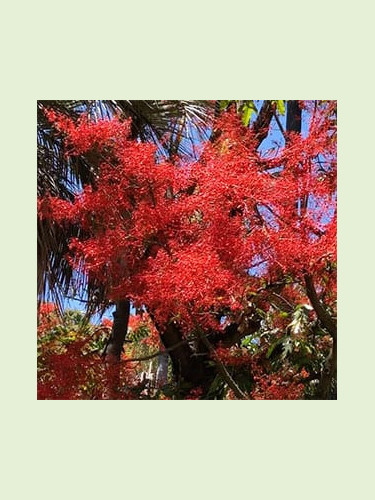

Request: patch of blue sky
left=63, top=296, right=137, bottom=324
left=248, top=259, right=268, bottom=277
left=313, top=152, right=335, bottom=173
left=308, top=192, right=336, bottom=227
left=256, top=100, right=311, bottom=157
left=256, top=203, right=280, bottom=230
left=171, top=119, right=211, bottom=163
left=64, top=296, right=112, bottom=324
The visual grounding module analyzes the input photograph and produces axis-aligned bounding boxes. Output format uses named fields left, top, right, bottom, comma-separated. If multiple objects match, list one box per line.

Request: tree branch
left=252, top=100, right=275, bottom=147
left=195, top=328, right=249, bottom=400
left=273, top=110, right=286, bottom=140
left=304, top=274, right=336, bottom=340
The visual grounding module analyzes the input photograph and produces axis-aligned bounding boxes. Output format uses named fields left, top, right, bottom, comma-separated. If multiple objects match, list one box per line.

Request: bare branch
left=273, top=110, right=286, bottom=140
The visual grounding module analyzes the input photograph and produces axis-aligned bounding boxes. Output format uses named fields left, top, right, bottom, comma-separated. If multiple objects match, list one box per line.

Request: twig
left=273, top=110, right=286, bottom=140
left=271, top=292, right=294, bottom=311
left=195, top=328, right=249, bottom=400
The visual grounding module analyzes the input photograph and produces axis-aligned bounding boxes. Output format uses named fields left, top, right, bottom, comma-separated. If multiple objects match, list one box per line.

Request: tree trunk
left=286, top=100, right=302, bottom=134
left=102, top=299, right=130, bottom=399
left=315, top=340, right=337, bottom=399
left=158, top=321, right=215, bottom=397
left=304, top=274, right=337, bottom=399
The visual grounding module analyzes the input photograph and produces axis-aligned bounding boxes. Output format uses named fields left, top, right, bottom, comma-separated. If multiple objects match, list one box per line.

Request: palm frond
left=105, top=100, right=214, bottom=158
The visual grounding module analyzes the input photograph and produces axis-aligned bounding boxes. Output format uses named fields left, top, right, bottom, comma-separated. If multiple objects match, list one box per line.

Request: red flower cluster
left=39, top=302, right=55, bottom=315
left=37, top=302, right=59, bottom=337
left=251, top=373, right=304, bottom=400
left=214, top=346, right=252, bottom=367
left=101, top=317, right=113, bottom=328
left=39, top=103, right=336, bottom=343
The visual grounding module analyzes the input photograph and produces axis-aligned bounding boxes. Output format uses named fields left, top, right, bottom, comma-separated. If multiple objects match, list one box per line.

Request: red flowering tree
left=38, top=100, right=337, bottom=399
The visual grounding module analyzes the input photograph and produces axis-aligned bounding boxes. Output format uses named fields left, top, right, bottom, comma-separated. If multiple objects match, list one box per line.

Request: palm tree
left=38, top=100, right=98, bottom=312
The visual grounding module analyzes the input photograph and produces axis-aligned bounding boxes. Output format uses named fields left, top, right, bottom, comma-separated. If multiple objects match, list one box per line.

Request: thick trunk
left=304, top=274, right=337, bottom=399
left=104, top=300, right=130, bottom=360
left=315, top=339, right=337, bottom=399
left=102, top=299, right=130, bottom=399
left=156, top=317, right=260, bottom=398
left=158, top=322, right=215, bottom=396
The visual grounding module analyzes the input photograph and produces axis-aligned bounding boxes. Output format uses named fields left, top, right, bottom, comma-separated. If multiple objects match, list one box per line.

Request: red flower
left=39, top=302, right=55, bottom=315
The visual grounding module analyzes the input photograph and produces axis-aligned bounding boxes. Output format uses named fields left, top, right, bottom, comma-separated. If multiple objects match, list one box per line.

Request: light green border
left=2, top=1, right=373, bottom=499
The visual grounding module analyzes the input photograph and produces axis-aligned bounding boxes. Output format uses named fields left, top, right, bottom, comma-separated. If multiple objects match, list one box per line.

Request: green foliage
left=286, top=304, right=312, bottom=335
left=127, top=323, right=150, bottom=343
left=241, top=334, right=260, bottom=353
left=37, top=309, right=109, bottom=361
left=273, top=100, right=285, bottom=115
left=206, top=374, right=227, bottom=400
left=219, top=100, right=231, bottom=111
left=219, top=100, right=258, bottom=126
left=240, top=101, right=258, bottom=126
left=218, top=99, right=285, bottom=126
